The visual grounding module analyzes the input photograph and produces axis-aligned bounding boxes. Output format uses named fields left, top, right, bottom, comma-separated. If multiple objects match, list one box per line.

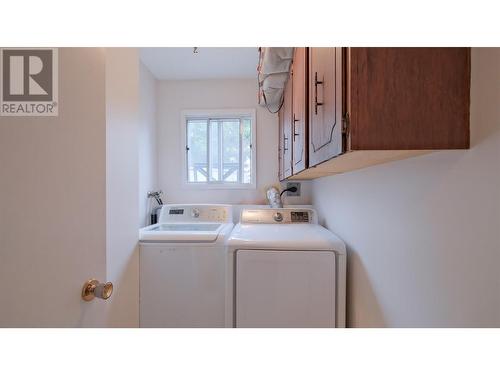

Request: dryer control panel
left=241, top=208, right=317, bottom=224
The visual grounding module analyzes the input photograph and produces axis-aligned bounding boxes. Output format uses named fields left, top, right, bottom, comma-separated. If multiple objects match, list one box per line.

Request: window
left=183, top=109, right=256, bottom=188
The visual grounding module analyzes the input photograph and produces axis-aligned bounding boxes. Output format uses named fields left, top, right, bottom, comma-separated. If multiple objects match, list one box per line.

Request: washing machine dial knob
left=273, top=212, right=283, bottom=222
left=192, top=208, right=200, bottom=218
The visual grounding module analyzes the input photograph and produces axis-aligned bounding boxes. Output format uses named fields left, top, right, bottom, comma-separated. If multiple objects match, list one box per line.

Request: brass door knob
left=81, top=279, right=113, bottom=301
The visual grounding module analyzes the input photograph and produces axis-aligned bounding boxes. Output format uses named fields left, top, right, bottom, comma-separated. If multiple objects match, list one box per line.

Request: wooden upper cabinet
left=283, top=47, right=471, bottom=180
left=291, top=47, right=308, bottom=174
left=280, top=76, right=293, bottom=179
left=349, top=48, right=470, bottom=150
left=308, top=47, right=343, bottom=167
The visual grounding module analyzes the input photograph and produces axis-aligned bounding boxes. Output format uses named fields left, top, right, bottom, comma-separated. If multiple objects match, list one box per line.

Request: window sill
left=182, top=182, right=257, bottom=190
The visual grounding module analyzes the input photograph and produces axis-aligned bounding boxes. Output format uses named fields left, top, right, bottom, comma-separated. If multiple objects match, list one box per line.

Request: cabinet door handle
left=293, top=114, right=300, bottom=140
left=314, top=72, right=324, bottom=115
left=284, top=136, right=288, bottom=152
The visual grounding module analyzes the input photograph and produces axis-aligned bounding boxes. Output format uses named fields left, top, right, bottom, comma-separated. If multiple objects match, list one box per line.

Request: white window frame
left=181, top=109, right=257, bottom=189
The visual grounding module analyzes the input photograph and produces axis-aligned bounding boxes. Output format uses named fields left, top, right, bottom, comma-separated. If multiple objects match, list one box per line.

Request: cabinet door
left=349, top=48, right=470, bottom=150
left=281, top=77, right=293, bottom=178
left=278, top=107, right=284, bottom=181
left=292, top=47, right=308, bottom=174
left=309, top=47, right=343, bottom=167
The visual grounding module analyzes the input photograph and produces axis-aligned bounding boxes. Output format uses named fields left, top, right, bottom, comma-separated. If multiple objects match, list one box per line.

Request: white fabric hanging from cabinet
left=258, top=47, right=294, bottom=113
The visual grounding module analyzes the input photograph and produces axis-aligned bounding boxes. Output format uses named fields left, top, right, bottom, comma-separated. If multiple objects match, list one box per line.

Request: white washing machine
left=139, top=204, right=233, bottom=327
left=226, top=208, right=346, bottom=328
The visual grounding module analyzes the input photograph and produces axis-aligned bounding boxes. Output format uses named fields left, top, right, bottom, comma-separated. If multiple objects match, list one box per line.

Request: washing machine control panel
left=160, top=205, right=233, bottom=223
left=241, top=209, right=316, bottom=224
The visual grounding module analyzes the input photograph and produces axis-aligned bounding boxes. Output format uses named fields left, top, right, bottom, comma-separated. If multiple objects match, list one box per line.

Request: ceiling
left=139, top=47, right=259, bottom=80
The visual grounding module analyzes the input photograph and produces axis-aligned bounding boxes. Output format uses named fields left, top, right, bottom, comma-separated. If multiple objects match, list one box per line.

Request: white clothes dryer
left=226, top=208, right=346, bottom=328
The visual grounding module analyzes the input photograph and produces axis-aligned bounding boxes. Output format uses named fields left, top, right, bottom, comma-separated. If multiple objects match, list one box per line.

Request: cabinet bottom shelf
left=287, top=150, right=431, bottom=180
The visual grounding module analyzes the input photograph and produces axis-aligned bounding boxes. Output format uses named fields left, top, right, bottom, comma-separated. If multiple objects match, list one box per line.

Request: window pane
left=209, top=120, right=220, bottom=181
left=187, top=119, right=207, bottom=182
left=185, top=115, right=253, bottom=186
left=242, top=118, right=252, bottom=184
left=222, top=120, right=240, bottom=182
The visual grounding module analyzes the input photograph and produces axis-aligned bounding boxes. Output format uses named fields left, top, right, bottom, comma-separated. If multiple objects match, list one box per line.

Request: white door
left=235, top=250, right=336, bottom=328
left=0, top=48, right=108, bottom=327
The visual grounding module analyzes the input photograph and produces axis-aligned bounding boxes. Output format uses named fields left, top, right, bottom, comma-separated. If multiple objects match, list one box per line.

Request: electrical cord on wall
left=280, top=186, right=298, bottom=198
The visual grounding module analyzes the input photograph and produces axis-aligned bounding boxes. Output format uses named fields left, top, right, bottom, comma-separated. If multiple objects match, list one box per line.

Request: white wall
left=105, top=48, right=140, bottom=327
left=312, top=48, right=500, bottom=327
left=139, top=62, right=158, bottom=226
left=156, top=79, right=312, bottom=205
